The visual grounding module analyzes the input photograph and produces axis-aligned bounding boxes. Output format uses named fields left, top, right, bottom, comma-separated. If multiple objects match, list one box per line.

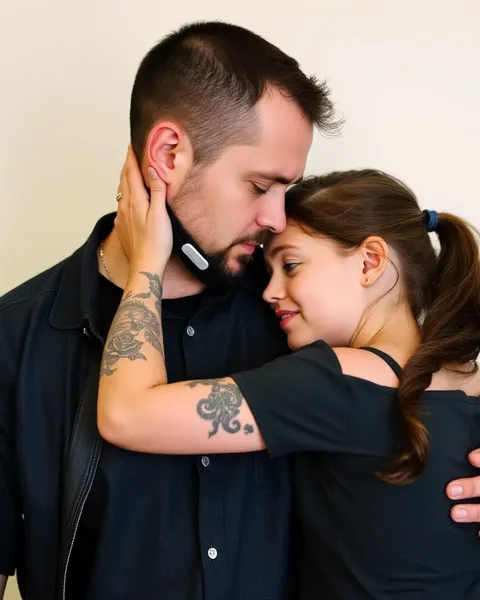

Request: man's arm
left=447, top=449, right=480, bottom=524
left=0, top=574, right=7, bottom=598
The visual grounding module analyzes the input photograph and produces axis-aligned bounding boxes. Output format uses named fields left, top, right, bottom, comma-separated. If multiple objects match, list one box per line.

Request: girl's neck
left=352, top=303, right=421, bottom=363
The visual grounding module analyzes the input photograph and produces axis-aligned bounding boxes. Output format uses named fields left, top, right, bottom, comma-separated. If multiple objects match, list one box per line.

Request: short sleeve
left=232, top=340, right=351, bottom=457
left=0, top=328, right=22, bottom=575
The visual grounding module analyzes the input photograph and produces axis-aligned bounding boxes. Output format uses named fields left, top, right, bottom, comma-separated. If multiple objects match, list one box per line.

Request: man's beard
left=171, top=167, right=271, bottom=281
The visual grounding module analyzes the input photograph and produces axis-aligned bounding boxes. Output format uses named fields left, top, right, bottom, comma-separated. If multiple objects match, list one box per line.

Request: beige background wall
left=2, top=0, right=479, bottom=597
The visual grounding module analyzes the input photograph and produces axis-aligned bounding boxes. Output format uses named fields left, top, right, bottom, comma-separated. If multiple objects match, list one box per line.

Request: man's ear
left=359, top=236, right=389, bottom=287
left=145, top=122, right=194, bottom=186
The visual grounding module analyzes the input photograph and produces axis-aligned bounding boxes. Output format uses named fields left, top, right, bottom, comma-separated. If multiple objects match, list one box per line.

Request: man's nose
left=256, top=195, right=287, bottom=234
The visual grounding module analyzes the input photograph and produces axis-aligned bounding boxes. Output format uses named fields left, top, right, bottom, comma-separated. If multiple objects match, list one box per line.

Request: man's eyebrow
left=247, top=171, right=303, bottom=186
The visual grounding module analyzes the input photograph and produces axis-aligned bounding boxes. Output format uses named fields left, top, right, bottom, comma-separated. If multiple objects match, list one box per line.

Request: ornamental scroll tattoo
left=188, top=380, right=255, bottom=438
left=100, top=272, right=163, bottom=377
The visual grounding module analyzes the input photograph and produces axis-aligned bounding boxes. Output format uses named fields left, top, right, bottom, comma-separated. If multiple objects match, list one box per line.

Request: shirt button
left=186, top=325, right=195, bottom=337
left=201, top=456, right=210, bottom=468
left=207, top=547, right=218, bottom=560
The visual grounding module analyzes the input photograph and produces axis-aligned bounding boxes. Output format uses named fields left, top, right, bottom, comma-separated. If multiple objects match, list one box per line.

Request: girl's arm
left=97, top=268, right=265, bottom=455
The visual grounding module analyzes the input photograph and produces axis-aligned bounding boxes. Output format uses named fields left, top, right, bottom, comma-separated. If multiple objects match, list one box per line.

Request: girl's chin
left=286, top=333, right=304, bottom=352
left=286, top=326, right=323, bottom=352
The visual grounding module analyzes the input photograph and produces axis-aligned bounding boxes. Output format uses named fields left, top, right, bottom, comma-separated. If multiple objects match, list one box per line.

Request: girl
left=98, top=161, right=480, bottom=598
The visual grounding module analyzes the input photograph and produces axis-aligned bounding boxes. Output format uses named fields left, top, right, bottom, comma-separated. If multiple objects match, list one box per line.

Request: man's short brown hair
left=130, top=21, right=338, bottom=164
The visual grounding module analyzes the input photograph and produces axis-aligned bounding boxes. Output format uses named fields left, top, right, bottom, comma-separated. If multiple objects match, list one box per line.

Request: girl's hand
left=115, top=146, right=173, bottom=274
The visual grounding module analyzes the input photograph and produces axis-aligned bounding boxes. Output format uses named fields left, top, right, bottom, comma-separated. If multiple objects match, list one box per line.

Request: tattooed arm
left=100, top=270, right=165, bottom=377
left=97, top=269, right=264, bottom=455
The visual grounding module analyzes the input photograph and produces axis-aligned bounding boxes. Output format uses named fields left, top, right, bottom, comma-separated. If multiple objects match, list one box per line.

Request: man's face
left=170, top=89, right=313, bottom=277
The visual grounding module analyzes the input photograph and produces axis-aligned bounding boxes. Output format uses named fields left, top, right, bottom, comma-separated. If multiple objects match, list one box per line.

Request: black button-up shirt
left=0, top=214, right=293, bottom=600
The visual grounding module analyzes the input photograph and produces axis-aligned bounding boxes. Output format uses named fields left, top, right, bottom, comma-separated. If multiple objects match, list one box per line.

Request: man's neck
left=100, top=230, right=206, bottom=299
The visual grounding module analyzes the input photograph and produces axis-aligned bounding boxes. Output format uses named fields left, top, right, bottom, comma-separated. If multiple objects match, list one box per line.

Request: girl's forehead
left=265, top=224, right=311, bottom=254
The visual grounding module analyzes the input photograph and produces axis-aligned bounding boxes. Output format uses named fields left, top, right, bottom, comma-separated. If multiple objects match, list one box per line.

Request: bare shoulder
left=333, top=348, right=480, bottom=395
left=332, top=347, right=400, bottom=388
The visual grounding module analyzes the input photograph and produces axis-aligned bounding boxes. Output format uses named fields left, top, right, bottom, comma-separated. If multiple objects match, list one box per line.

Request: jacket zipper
left=62, top=436, right=102, bottom=600
left=62, top=327, right=104, bottom=600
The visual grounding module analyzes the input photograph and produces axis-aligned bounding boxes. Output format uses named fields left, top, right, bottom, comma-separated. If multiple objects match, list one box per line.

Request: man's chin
left=221, top=253, right=254, bottom=278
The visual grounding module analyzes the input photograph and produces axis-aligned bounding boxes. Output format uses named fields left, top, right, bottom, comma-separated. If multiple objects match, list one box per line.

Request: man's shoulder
left=0, top=260, right=73, bottom=379
left=0, top=213, right=113, bottom=323
left=0, top=259, right=67, bottom=320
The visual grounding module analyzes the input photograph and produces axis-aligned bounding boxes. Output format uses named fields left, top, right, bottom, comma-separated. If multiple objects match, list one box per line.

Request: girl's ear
left=359, top=236, right=389, bottom=287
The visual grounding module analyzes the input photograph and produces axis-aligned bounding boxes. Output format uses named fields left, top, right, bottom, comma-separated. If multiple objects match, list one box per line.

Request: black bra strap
left=360, top=346, right=403, bottom=379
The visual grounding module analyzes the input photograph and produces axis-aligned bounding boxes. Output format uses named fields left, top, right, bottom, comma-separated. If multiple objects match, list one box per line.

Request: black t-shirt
left=233, top=340, right=480, bottom=599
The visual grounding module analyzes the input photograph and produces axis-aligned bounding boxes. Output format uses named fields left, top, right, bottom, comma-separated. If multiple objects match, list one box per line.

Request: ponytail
left=380, top=213, right=480, bottom=484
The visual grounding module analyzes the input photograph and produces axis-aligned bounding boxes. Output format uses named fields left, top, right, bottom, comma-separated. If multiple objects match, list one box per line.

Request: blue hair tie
left=422, top=209, right=439, bottom=233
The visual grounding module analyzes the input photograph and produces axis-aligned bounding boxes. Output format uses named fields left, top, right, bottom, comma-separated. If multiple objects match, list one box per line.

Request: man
left=0, top=21, right=335, bottom=600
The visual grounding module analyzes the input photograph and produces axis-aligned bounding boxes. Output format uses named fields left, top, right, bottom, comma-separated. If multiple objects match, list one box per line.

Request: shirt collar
left=49, top=213, right=267, bottom=334
left=49, top=213, right=116, bottom=334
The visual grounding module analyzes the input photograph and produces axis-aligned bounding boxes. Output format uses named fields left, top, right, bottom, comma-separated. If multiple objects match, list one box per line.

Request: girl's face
left=263, top=223, right=371, bottom=350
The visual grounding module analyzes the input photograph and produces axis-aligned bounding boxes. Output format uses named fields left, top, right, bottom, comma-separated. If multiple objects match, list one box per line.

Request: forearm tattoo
left=101, top=272, right=164, bottom=377
left=189, top=380, right=255, bottom=438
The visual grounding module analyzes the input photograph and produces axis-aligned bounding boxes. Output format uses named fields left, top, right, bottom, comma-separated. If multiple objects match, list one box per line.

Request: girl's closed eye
left=283, top=262, right=299, bottom=274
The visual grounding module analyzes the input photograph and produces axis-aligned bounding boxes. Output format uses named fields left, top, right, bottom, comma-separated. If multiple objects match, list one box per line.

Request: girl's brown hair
left=286, top=169, right=480, bottom=484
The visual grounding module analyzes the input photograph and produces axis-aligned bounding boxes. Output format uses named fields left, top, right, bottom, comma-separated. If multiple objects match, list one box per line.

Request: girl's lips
left=275, top=310, right=299, bottom=329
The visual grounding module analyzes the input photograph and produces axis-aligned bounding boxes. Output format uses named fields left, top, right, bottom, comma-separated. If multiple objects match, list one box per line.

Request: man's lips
left=275, top=309, right=299, bottom=329
left=239, top=242, right=259, bottom=254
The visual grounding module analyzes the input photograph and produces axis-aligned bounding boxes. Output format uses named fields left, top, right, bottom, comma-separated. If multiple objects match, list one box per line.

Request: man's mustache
left=231, top=230, right=272, bottom=249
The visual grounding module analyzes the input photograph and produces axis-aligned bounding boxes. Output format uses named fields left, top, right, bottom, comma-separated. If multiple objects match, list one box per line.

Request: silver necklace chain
left=98, top=242, right=114, bottom=284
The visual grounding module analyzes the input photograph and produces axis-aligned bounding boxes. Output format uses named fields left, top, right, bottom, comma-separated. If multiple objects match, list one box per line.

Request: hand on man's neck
left=99, top=230, right=206, bottom=299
